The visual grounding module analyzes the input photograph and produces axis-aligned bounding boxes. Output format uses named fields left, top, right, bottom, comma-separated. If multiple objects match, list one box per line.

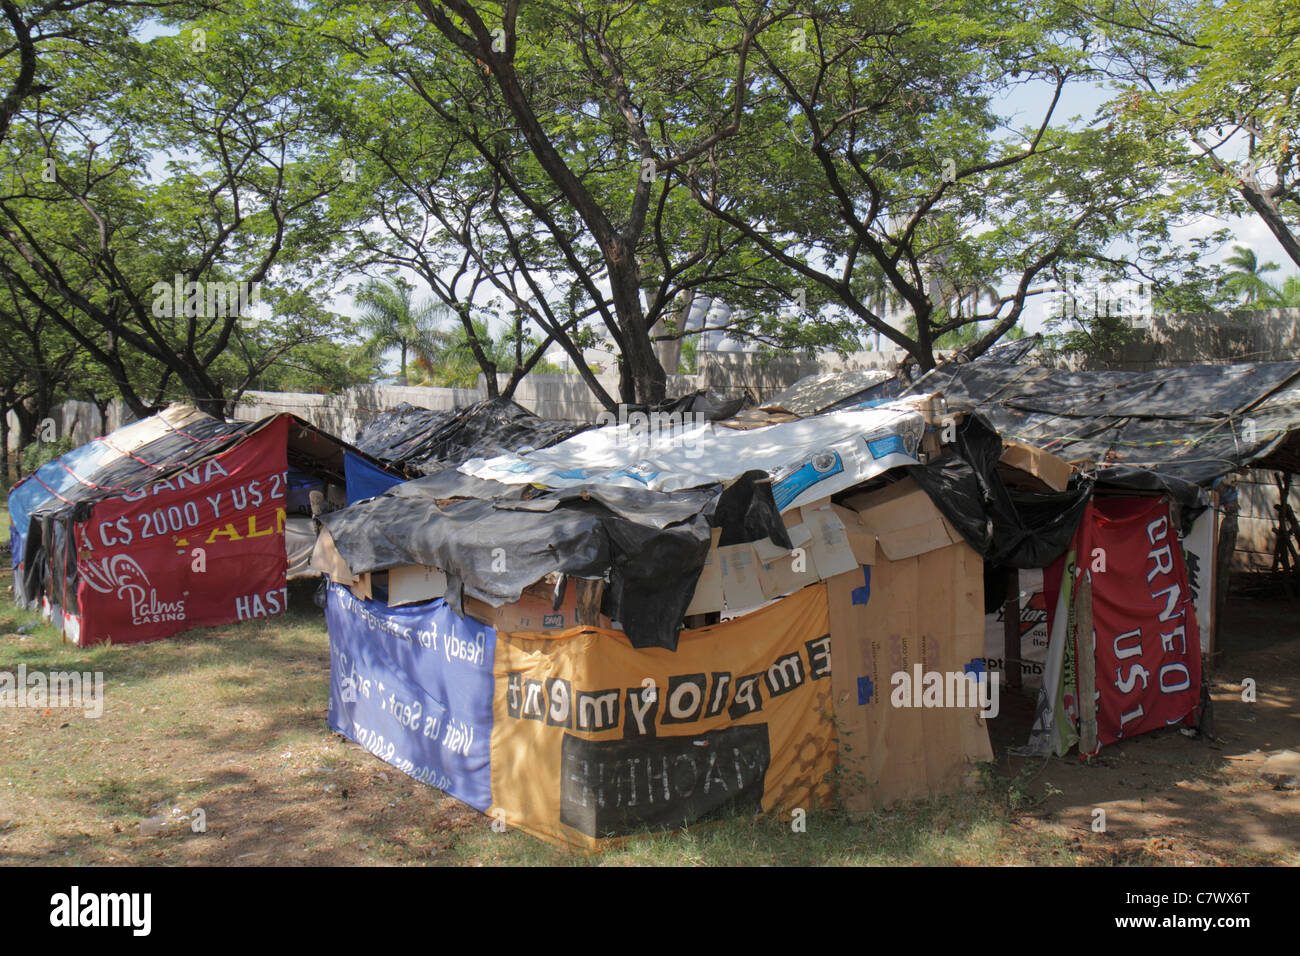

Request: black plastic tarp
left=319, top=470, right=788, bottom=651
left=905, top=413, right=1094, bottom=569
left=906, top=359, right=1300, bottom=491
left=352, top=397, right=591, bottom=476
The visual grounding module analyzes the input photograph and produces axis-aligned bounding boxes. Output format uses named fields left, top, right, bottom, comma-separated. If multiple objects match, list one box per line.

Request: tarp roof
left=905, top=360, right=1300, bottom=490
left=320, top=470, right=789, bottom=651
left=760, top=368, right=896, bottom=416
left=319, top=396, right=934, bottom=648
left=352, top=397, right=591, bottom=476
left=8, top=405, right=394, bottom=559
left=456, top=397, right=930, bottom=510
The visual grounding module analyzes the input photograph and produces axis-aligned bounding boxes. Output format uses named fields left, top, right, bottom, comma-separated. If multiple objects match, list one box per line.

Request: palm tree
left=1223, top=246, right=1281, bottom=306
left=1260, top=274, right=1300, bottom=308
left=353, top=277, right=447, bottom=381
left=417, top=316, right=532, bottom=389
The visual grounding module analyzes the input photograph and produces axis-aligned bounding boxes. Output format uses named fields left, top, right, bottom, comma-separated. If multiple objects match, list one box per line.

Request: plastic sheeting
left=318, top=472, right=789, bottom=651
left=458, top=400, right=927, bottom=510
left=344, top=450, right=405, bottom=504
left=906, top=414, right=1093, bottom=569
left=907, top=360, right=1300, bottom=490
left=352, top=397, right=590, bottom=476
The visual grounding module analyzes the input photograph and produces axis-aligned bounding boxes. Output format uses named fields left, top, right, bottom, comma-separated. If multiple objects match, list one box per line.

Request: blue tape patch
left=964, top=658, right=986, bottom=678
left=850, top=565, right=871, bottom=605
left=857, top=675, right=875, bottom=705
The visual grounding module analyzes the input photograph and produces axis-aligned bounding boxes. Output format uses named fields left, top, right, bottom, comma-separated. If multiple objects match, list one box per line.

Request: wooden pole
left=1076, top=575, right=1098, bottom=756
left=1003, top=568, right=1021, bottom=693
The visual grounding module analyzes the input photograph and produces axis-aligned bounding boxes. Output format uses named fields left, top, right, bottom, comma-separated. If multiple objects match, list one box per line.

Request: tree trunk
left=0, top=403, right=9, bottom=488
left=1240, top=184, right=1300, bottom=269
left=914, top=304, right=937, bottom=372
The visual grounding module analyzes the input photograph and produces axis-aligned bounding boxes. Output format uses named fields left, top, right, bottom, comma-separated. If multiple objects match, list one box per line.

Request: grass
left=0, top=582, right=1293, bottom=866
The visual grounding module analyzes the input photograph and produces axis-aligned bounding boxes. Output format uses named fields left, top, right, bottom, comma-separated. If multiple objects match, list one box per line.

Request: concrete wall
left=1061, top=308, right=1300, bottom=370
left=5, top=400, right=112, bottom=461
left=232, top=384, right=481, bottom=443
left=695, top=349, right=903, bottom=405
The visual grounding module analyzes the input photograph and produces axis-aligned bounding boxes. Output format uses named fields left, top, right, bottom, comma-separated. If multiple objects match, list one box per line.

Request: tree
left=1263, top=275, right=1300, bottom=309
left=322, top=11, right=606, bottom=404
left=675, top=0, right=1171, bottom=372
left=394, top=0, right=811, bottom=405
left=1102, top=0, right=1300, bottom=269
left=0, top=2, right=354, bottom=418
left=415, top=316, right=565, bottom=388
left=1222, top=245, right=1280, bottom=306
left=1, top=2, right=209, bottom=148
left=353, top=277, right=446, bottom=381
left=0, top=268, right=80, bottom=472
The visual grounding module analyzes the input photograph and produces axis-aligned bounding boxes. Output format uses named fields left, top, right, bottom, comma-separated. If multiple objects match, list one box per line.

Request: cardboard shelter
left=318, top=395, right=1005, bottom=849
left=7, top=405, right=399, bottom=646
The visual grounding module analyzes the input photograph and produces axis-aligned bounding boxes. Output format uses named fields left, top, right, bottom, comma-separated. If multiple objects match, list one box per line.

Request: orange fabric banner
left=489, top=585, right=836, bottom=850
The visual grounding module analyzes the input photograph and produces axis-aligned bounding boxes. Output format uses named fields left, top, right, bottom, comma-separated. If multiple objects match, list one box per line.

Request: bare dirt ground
left=0, top=570, right=1296, bottom=866
left=990, top=582, right=1300, bottom=865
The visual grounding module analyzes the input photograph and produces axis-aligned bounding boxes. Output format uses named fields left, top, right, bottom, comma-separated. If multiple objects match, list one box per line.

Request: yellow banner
left=489, top=584, right=836, bottom=850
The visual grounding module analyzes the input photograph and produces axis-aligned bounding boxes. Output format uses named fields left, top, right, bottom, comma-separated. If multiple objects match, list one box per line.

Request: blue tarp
left=7, top=439, right=120, bottom=575
left=343, top=450, right=405, bottom=504
left=326, top=582, right=495, bottom=810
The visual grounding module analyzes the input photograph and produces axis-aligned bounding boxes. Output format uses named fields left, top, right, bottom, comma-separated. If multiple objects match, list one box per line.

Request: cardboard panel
left=802, top=502, right=860, bottom=578
left=684, top=529, right=724, bottom=615
left=756, top=546, right=820, bottom=600
left=830, top=502, right=876, bottom=565
left=465, top=580, right=610, bottom=634
left=917, top=548, right=963, bottom=796
left=828, top=537, right=991, bottom=815
left=827, top=567, right=885, bottom=815
left=843, top=476, right=961, bottom=559
left=999, top=439, right=1072, bottom=492
left=953, top=543, right=996, bottom=768
left=754, top=522, right=813, bottom=563
left=388, top=564, right=448, bottom=607
left=719, top=541, right=766, bottom=611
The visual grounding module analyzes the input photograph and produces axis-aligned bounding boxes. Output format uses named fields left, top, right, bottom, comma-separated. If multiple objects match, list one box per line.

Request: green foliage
left=20, top=435, right=75, bottom=473
left=1222, top=246, right=1281, bottom=305
left=6, top=0, right=1300, bottom=414
left=0, top=1, right=359, bottom=417
left=1101, top=0, right=1300, bottom=269
left=353, top=277, right=448, bottom=381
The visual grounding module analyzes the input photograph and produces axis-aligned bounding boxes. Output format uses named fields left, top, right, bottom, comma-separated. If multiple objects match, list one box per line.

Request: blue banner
left=343, top=450, right=405, bottom=504
left=326, top=582, right=495, bottom=811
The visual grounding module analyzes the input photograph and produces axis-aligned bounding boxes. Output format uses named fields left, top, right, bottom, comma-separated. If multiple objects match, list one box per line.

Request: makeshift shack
left=316, top=395, right=1008, bottom=849
left=7, top=404, right=400, bottom=646
left=899, top=358, right=1300, bottom=756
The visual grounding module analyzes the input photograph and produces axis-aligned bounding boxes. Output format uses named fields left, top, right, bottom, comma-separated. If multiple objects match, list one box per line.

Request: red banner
left=1056, top=497, right=1201, bottom=752
left=73, top=416, right=290, bottom=645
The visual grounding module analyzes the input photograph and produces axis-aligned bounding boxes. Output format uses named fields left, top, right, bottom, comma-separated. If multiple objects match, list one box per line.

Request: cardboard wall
left=827, top=477, right=993, bottom=814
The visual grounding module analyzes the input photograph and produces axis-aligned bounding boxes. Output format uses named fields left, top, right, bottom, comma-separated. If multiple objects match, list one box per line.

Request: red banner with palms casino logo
left=74, top=416, right=289, bottom=645
left=1051, top=497, right=1202, bottom=753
